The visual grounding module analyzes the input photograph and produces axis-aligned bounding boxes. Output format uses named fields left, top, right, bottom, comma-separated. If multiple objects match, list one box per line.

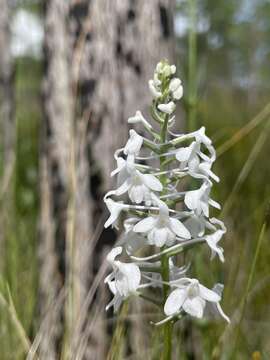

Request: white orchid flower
left=183, top=214, right=208, bottom=237
left=205, top=284, right=230, bottom=323
left=158, top=101, right=176, bottom=115
left=124, top=129, right=143, bottom=156
left=205, top=218, right=226, bottom=262
left=164, top=278, right=221, bottom=319
left=119, top=217, right=146, bottom=254
left=169, top=78, right=183, bottom=100
left=113, top=161, right=163, bottom=205
left=175, top=133, right=218, bottom=182
left=104, top=198, right=127, bottom=228
left=111, top=155, right=131, bottom=188
left=184, top=182, right=221, bottom=217
left=133, top=195, right=191, bottom=247
left=105, top=247, right=141, bottom=312
left=170, top=65, right=176, bottom=74
left=149, top=79, right=162, bottom=98
left=128, top=111, right=152, bottom=130
left=153, top=73, right=161, bottom=86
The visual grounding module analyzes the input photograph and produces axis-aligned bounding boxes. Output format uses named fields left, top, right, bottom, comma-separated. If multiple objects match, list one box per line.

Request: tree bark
left=39, top=0, right=72, bottom=357
left=70, top=0, right=176, bottom=192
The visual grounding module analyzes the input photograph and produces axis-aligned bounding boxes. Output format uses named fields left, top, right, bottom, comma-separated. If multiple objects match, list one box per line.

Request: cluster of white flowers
left=104, top=61, right=229, bottom=325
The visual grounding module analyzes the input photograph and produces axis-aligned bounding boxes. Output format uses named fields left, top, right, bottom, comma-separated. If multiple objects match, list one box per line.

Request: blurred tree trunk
left=0, top=0, right=15, bottom=271
left=40, top=0, right=176, bottom=357
left=70, top=0, right=176, bottom=192
left=39, top=0, right=72, bottom=357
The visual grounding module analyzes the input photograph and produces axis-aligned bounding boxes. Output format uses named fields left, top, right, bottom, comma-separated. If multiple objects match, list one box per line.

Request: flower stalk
left=103, top=60, right=229, bottom=359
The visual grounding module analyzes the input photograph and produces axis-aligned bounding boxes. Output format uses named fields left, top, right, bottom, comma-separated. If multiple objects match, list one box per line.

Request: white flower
left=158, top=101, right=176, bottom=115
left=104, top=198, right=127, bottom=228
left=105, top=247, right=141, bottom=312
left=183, top=214, right=208, bottom=237
left=205, top=284, right=230, bottom=323
left=155, top=62, right=176, bottom=77
left=124, top=129, right=143, bottom=156
left=170, top=65, right=176, bottom=74
left=184, top=182, right=220, bottom=217
left=175, top=141, right=219, bottom=182
left=128, top=111, right=152, bottom=129
left=153, top=73, right=161, bottom=86
left=111, top=156, right=130, bottom=187
left=175, top=130, right=218, bottom=182
left=119, top=217, right=146, bottom=254
left=156, top=62, right=163, bottom=73
left=114, top=162, right=163, bottom=205
left=205, top=218, right=226, bottom=262
left=193, top=126, right=212, bottom=147
left=169, top=78, right=183, bottom=100
left=164, top=278, right=221, bottom=318
left=163, top=64, right=174, bottom=77
left=133, top=196, right=191, bottom=247
left=149, top=79, right=162, bottom=98
left=196, top=162, right=219, bottom=182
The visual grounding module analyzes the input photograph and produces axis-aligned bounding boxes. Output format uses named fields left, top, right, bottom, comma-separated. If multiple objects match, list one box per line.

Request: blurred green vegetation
left=0, top=0, right=270, bottom=359
left=0, top=56, right=42, bottom=358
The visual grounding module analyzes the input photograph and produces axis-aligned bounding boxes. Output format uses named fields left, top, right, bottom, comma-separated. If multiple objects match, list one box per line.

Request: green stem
left=159, top=114, right=174, bottom=360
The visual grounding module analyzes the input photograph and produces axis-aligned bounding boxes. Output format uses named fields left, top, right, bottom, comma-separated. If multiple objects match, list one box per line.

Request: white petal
left=124, top=129, right=143, bottom=155
left=184, top=189, right=200, bottom=210
left=201, top=201, right=209, bottom=217
left=195, top=127, right=211, bottom=146
left=118, top=262, right=141, bottom=292
left=151, top=194, right=169, bottom=217
left=104, top=199, right=126, bottom=228
left=184, top=215, right=205, bottom=237
left=142, top=173, right=163, bottom=191
left=133, top=216, right=156, bottom=233
left=209, top=198, right=221, bottom=210
left=107, top=279, right=117, bottom=295
left=123, top=232, right=145, bottom=254
left=212, top=283, right=224, bottom=297
left=183, top=297, right=205, bottom=318
left=149, top=79, right=162, bottom=98
left=164, top=289, right=187, bottom=316
left=107, top=246, right=122, bottom=264
left=176, top=145, right=192, bottom=162
left=173, top=85, right=183, bottom=100
left=188, top=154, right=200, bottom=172
left=170, top=65, right=176, bottom=74
left=169, top=78, right=181, bottom=92
left=129, top=184, right=144, bottom=204
left=199, top=162, right=220, bottom=182
left=169, top=218, right=191, bottom=239
left=114, top=180, right=130, bottom=196
left=216, top=302, right=230, bottom=323
left=128, top=110, right=152, bottom=129
left=157, top=102, right=176, bottom=115
left=199, top=284, right=221, bottom=302
left=153, top=227, right=169, bottom=247
left=111, top=157, right=126, bottom=177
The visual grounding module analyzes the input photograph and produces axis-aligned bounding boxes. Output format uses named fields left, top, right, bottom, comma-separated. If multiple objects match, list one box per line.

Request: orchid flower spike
left=104, top=60, right=229, bottom=336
